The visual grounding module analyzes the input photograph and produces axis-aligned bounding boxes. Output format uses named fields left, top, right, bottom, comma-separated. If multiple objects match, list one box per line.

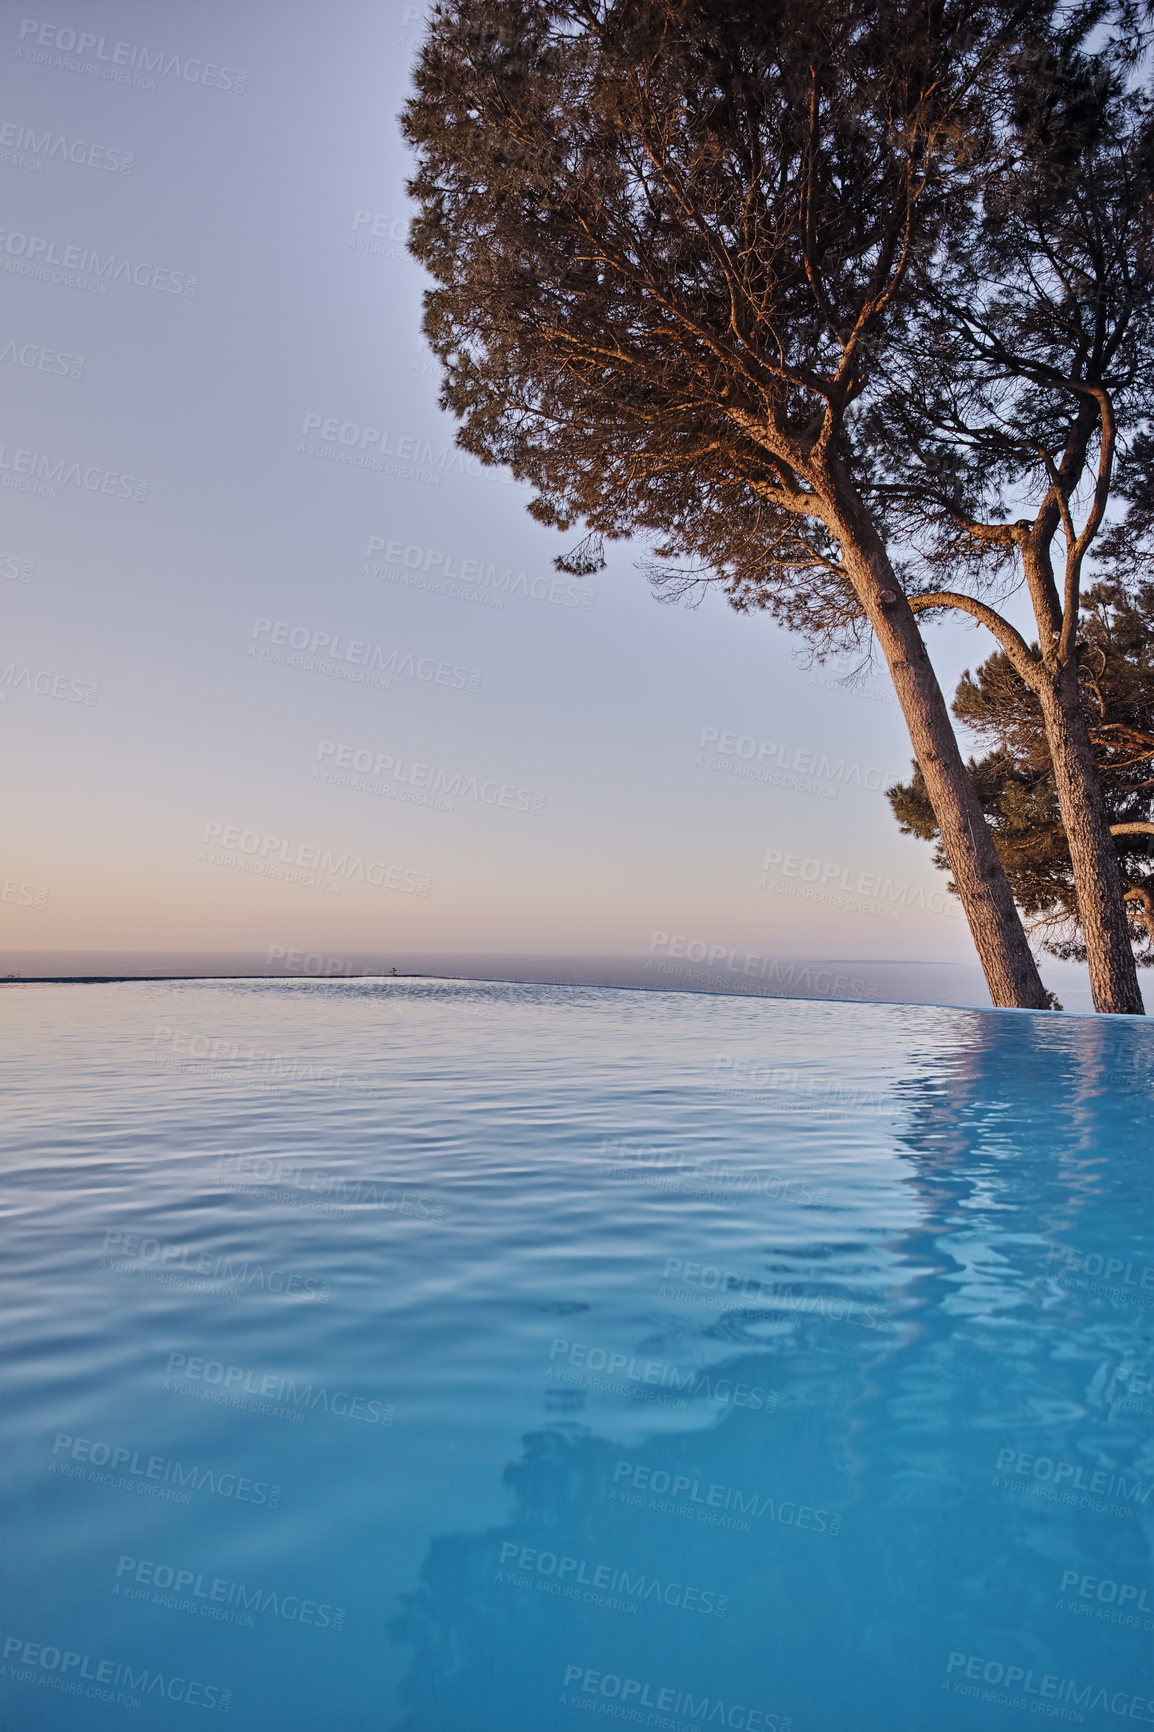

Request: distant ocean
left=0, top=948, right=1122, bottom=1014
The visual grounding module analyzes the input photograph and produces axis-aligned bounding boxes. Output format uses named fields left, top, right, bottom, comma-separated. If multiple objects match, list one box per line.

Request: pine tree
left=402, top=0, right=1150, bottom=1008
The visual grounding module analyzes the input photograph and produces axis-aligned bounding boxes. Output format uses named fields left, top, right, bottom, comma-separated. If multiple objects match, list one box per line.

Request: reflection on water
left=0, top=980, right=1150, bottom=1731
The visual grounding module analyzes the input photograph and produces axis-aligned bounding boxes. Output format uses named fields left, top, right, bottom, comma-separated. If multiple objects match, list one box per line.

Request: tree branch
left=907, top=590, right=1038, bottom=679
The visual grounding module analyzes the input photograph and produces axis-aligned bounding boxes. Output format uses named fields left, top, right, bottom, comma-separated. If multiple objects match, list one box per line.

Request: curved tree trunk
left=1038, top=667, right=1146, bottom=1014
left=830, top=498, right=1049, bottom=1010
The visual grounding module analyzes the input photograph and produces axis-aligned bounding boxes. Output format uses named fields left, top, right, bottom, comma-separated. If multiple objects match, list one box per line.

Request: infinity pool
left=1, top=978, right=1151, bottom=1731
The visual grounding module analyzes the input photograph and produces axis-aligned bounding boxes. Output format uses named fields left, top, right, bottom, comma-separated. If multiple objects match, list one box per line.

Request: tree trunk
left=1037, top=667, right=1146, bottom=1014
left=829, top=496, right=1049, bottom=1010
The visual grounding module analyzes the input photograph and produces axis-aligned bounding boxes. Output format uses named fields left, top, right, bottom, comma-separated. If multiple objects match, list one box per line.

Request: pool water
left=1, top=978, right=1151, bottom=1732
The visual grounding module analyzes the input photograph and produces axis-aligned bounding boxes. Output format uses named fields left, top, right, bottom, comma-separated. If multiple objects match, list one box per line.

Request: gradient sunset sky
left=1, top=0, right=1099, bottom=1001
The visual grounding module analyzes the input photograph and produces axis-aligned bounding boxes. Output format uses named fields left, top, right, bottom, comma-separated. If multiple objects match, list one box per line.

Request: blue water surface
left=1, top=978, right=1152, bottom=1732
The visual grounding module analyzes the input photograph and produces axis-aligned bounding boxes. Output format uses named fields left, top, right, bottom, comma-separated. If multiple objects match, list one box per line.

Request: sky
left=0, top=0, right=1128, bottom=1011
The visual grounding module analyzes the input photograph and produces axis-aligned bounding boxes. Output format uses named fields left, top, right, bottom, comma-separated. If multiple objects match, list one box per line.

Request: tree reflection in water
left=391, top=1011, right=1153, bottom=1732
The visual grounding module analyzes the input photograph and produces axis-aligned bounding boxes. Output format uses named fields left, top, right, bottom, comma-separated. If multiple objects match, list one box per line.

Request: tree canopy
left=406, top=0, right=1061, bottom=633
left=405, top=1, right=1150, bottom=634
